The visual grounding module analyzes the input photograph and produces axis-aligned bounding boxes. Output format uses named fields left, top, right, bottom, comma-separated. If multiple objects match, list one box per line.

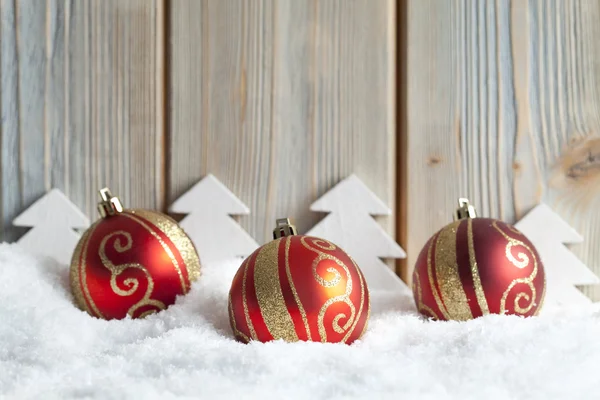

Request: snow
left=1, top=243, right=600, bottom=400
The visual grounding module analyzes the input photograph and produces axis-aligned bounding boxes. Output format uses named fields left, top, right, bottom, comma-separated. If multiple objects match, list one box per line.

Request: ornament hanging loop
left=98, top=187, right=124, bottom=218
left=273, top=218, right=297, bottom=239
left=454, top=198, right=477, bottom=220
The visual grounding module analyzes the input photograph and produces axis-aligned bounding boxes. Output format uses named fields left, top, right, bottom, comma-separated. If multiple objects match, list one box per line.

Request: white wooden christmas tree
left=13, top=189, right=90, bottom=265
left=306, top=174, right=411, bottom=294
left=169, top=174, right=259, bottom=265
left=515, top=203, right=599, bottom=309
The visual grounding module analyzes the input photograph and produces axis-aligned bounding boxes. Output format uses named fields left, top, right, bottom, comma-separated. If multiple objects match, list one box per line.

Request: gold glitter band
left=435, top=221, right=473, bottom=321
left=468, top=218, right=489, bottom=315
left=426, top=232, right=450, bottom=320
left=229, top=292, right=250, bottom=342
left=122, top=212, right=187, bottom=293
left=254, top=239, right=298, bottom=342
left=242, top=254, right=258, bottom=341
left=414, top=269, right=439, bottom=319
left=70, top=222, right=89, bottom=314
left=343, top=258, right=367, bottom=343
left=74, top=222, right=105, bottom=319
left=131, top=209, right=201, bottom=287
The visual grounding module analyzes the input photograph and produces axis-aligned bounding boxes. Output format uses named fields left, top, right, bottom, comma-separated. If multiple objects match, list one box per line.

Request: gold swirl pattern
left=492, top=221, right=538, bottom=315
left=358, top=267, right=370, bottom=339
left=300, top=237, right=359, bottom=343
left=99, top=231, right=166, bottom=317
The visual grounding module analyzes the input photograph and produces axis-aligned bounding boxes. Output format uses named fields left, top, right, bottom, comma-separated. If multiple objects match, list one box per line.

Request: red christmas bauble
left=70, top=188, right=200, bottom=320
left=412, top=199, right=546, bottom=320
left=228, top=219, right=370, bottom=344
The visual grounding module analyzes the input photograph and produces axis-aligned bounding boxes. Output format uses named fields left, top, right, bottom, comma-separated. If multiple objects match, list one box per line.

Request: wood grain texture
left=406, top=0, right=600, bottom=299
left=0, top=0, right=164, bottom=241
left=169, top=0, right=398, bottom=247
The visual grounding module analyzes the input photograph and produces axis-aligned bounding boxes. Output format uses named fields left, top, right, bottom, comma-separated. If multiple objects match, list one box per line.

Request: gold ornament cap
left=454, top=198, right=477, bottom=220
left=273, top=218, right=298, bottom=239
left=98, top=187, right=124, bottom=218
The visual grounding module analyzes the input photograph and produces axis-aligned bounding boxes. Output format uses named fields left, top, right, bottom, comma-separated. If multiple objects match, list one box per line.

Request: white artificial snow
left=1, top=243, right=600, bottom=400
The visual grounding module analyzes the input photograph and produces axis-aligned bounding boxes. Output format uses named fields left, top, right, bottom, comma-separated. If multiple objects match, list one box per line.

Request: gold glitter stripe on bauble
left=426, top=233, right=450, bottom=320
left=343, top=258, right=366, bottom=343
left=414, top=269, right=439, bottom=319
left=76, top=221, right=105, bottom=319
left=359, top=295, right=370, bottom=339
left=434, top=221, right=473, bottom=321
left=132, top=209, right=201, bottom=287
left=468, top=218, right=490, bottom=315
left=534, top=276, right=546, bottom=316
left=70, top=222, right=90, bottom=314
left=285, top=237, right=312, bottom=341
left=357, top=261, right=371, bottom=340
left=121, top=212, right=187, bottom=294
left=254, top=239, right=298, bottom=342
left=229, top=292, right=250, bottom=342
left=242, top=253, right=258, bottom=341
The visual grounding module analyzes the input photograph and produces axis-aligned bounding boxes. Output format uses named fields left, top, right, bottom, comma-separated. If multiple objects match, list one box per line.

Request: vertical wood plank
left=0, top=0, right=164, bottom=241
left=405, top=0, right=600, bottom=299
left=1, top=0, right=22, bottom=242
left=405, top=0, right=462, bottom=278
left=47, top=0, right=67, bottom=194
left=524, top=0, right=600, bottom=299
left=397, top=0, right=408, bottom=282
left=169, top=0, right=397, bottom=248
left=17, top=0, right=47, bottom=208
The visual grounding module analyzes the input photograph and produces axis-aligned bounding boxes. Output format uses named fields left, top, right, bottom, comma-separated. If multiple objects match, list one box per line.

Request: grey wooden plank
left=17, top=0, right=47, bottom=209
left=1, top=0, right=163, bottom=241
left=169, top=0, right=397, bottom=248
left=47, top=0, right=67, bottom=192
left=406, top=0, right=600, bottom=299
left=405, top=0, right=464, bottom=276
left=1, top=0, right=22, bottom=242
left=524, top=0, right=600, bottom=300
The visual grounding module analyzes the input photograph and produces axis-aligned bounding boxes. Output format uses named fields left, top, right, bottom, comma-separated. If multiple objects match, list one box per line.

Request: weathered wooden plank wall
left=0, top=0, right=163, bottom=241
left=4, top=0, right=599, bottom=299
left=168, top=0, right=398, bottom=245
left=406, top=0, right=600, bottom=299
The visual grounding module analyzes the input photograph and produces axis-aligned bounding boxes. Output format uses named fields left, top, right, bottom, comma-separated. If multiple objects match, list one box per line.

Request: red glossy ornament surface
left=70, top=209, right=200, bottom=320
left=412, top=218, right=546, bottom=320
left=228, top=235, right=370, bottom=344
